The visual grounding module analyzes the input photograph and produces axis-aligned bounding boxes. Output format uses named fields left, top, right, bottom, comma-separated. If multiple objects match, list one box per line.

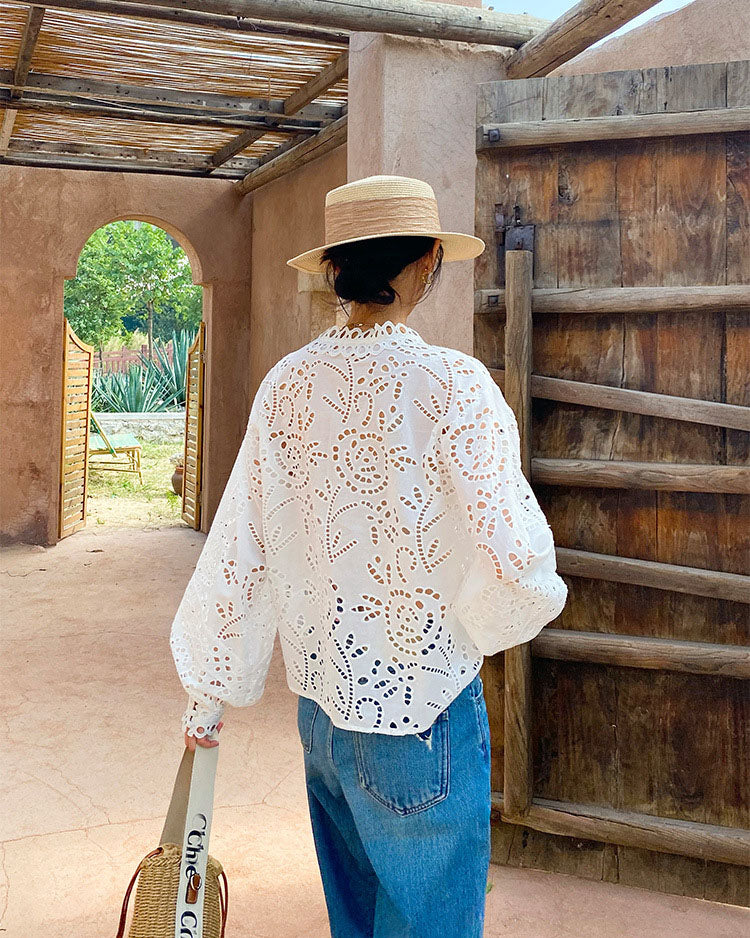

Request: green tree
left=64, top=221, right=202, bottom=359
left=63, top=226, right=128, bottom=361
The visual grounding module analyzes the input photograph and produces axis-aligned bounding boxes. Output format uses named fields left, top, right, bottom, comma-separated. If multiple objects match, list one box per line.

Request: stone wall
left=95, top=412, right=186, bottom=443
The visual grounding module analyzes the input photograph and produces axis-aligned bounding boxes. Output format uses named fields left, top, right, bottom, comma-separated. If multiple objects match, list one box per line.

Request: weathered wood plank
left=532, top=629, right=750, bottom=680
left=10, top=7, right=45, bottom=101
left=0, top=108, right=17, bottom=153
left=0, top=69, right=342, bottom=122
left=478, top=107, right=750, bottom=150
left=492, top=794, right=750, bottom=867
left=5, top=140, right=255, bottom=178
left=503, top=0, right=660, bottom=79
left=29, top=0, right=350, bottom=43
left=34, top=0, right=548, bottom=47
left=556, top=548, right=750, bottom=604
left=236, top=113, right=347, bottom=195
left=475, top=284, right=750, bottom=315
left=4, top=91, right=325, bottom=133
left=503, top=249, right=535, bottom=821
left=488, top=369, right=750, bottom=433
left=533, top=459, right=750, bottom=495
left=208, top=51, right=348, bottom=169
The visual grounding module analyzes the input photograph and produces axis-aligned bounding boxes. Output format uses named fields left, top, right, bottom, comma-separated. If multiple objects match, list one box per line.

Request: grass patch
left=87, top=440, right=185, bottom=528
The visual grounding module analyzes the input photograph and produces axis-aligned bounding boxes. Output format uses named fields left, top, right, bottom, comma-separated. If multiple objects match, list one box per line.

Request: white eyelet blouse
left=170, top=319, right=568, bottom=737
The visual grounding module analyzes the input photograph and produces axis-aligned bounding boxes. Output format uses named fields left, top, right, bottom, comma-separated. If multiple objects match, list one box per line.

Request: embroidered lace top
left=170, top=319, right=568, bottom=737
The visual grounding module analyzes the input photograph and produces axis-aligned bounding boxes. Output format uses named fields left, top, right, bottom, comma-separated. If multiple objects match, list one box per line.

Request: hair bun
left=321, top=235, right=441, bottom=308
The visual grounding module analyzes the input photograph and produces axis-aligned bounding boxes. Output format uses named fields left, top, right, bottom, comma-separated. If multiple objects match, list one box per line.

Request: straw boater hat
left=286, top=174, right=485, bottom=273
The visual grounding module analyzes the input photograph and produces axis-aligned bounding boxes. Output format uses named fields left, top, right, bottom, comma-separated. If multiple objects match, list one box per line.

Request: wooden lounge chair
left=88, top=412, right=144, bottom=484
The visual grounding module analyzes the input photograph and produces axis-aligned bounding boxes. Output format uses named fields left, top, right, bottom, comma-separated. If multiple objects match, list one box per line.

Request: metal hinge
left=494, top=203, right=535, bottom=285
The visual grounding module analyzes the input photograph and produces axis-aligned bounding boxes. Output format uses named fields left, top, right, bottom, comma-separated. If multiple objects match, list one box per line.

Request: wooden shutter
left=475, top=61, right=750, bottom=900
left=182, top=322, right=206, bottom=529
left=59, top=320, right=93, bottom=539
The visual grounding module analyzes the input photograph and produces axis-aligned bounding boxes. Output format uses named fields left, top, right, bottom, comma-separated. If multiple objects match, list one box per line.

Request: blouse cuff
left=181, top=695, right=226, bottom=739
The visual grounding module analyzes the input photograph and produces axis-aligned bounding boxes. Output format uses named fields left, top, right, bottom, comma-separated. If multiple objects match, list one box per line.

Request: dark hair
left=322, top=235, right=443, bottom=306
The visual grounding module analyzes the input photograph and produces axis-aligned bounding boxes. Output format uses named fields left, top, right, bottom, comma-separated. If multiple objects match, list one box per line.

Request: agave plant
left=93, top=363, right=180, bottom=413
left=139, top=328, right=196, bottom=407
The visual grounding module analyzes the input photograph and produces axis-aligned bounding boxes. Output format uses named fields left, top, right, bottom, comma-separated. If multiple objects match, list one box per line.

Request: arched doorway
left=60, top=218, right=206, bottom=538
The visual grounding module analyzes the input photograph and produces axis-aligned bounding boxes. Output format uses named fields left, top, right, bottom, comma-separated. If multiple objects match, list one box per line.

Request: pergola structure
left=0, top=0, right=660, bottom=189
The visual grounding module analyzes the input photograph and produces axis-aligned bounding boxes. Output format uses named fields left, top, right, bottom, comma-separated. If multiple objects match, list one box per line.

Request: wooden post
left=503, top=248, right=534, bottom=818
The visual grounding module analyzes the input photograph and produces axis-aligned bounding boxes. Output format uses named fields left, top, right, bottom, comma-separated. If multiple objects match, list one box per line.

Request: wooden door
left=182, top=322, right=206, bottom=529
left=59, top=319, right=93, bottom=539
left=475, top=61, right=749, bottom=903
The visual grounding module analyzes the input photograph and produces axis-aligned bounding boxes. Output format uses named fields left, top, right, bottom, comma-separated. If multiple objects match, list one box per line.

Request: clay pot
left=172, top=465, right=184, bottom=496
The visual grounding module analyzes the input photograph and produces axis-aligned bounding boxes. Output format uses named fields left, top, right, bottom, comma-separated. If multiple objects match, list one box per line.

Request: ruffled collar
left=314, top=319, right=425, bottom=345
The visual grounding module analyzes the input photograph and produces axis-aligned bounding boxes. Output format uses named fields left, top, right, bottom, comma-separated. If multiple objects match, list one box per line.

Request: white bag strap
left=160, top=742, right=219, bottom=938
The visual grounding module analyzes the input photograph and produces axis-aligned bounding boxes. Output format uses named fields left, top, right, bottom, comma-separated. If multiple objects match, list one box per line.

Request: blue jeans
left=296, top=672, right=491, bottom=938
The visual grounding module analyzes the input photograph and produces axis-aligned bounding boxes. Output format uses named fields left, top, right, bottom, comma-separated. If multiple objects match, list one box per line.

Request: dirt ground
left=2, top=525, right=748, bottom=937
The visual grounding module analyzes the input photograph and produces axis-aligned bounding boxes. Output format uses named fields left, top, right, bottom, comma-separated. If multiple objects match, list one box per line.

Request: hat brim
left=286, top=230, right=485, bottom=273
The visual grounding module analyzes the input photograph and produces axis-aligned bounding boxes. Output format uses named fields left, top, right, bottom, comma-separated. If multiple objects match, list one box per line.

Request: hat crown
left=325, top=175, right=436, bottom=207
left=323, top=174, right=442, bottom=246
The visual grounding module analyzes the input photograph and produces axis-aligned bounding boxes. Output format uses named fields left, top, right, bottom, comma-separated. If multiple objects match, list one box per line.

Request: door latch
left=494, top=203, right=535, bottom=285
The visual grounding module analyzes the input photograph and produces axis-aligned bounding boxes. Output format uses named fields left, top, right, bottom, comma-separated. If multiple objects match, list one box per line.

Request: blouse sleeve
left=169, top=410, right=276, bottom=738
left=435, top=368, right=568, bottom=656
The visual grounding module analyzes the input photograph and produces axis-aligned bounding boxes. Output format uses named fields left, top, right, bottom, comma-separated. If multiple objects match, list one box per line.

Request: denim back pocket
left=353, top=709, right=450, bottom=816
left=297, top=695, right=319, bottom=753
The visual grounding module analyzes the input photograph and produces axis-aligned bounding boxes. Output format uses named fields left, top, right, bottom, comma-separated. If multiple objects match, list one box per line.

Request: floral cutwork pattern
left=170, top=319, right=567, bottom=737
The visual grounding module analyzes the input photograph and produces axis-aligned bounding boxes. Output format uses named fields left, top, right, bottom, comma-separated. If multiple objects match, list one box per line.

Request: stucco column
left=347, top=30, right=508, bottom=355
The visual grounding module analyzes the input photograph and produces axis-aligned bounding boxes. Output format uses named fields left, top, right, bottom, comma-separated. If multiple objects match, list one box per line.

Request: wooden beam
left=503, top=0, right=660, bottom=80
left=488, top=369, right=750, bottom=433
left=475, top=284, right=750, bottom=316
left=284, top=51, right=348, bottom=116
left=28, top=0, right=350, bottom=44
left=207, top=128, right=268, bottom=170
left=11, top=6, right=45, bottom=101
left=502, top=249, right=534, bottom=821
left=556, top=548, right=750, bottom=605
left=34, top=0, right=550, bottom=48
left=531, top=629, right=750, bottom=680
left=4, top=139, right=258, bottom=177
left=209, top=51, right=348, bottom=169
left=0, top=70, right=343, bottom=124
left=2, top=91, right=326, bottom=133
left=532, top=459, right=750, bottom=495
left=492, top=794, right=750, bottom=867
left=236, top=113, right=347, bottom=194
left=0, top=108, right=18, bottom=154
left=0, top=91, right=328, bottom=136
left=2, top=6, right=45, bottom=150
left=478, top=106, right=750, bottom=150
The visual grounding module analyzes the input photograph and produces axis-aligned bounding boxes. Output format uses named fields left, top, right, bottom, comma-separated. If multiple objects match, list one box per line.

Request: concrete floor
left=2, top=525, right=747, bottom=938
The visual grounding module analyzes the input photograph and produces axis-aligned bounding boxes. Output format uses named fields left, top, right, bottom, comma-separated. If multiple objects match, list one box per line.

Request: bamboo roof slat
left=2, top=4, right=348, bottom=102
left=0, top=0, right=350, bottom=173
left=0, top=4, right=29, bottom=71
left=12, top=108, right=288, bottom=155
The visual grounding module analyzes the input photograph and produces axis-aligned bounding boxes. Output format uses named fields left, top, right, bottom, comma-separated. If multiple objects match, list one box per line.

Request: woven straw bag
left=116, top=744, right=228, bottom=938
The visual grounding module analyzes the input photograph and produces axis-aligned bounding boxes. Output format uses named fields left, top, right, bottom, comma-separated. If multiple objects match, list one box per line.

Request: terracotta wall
left=347, top=33, right=508, bottom=356
left=0, top=166, right=254, bottom=544
left=247, top=143, right=347, bottom=395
